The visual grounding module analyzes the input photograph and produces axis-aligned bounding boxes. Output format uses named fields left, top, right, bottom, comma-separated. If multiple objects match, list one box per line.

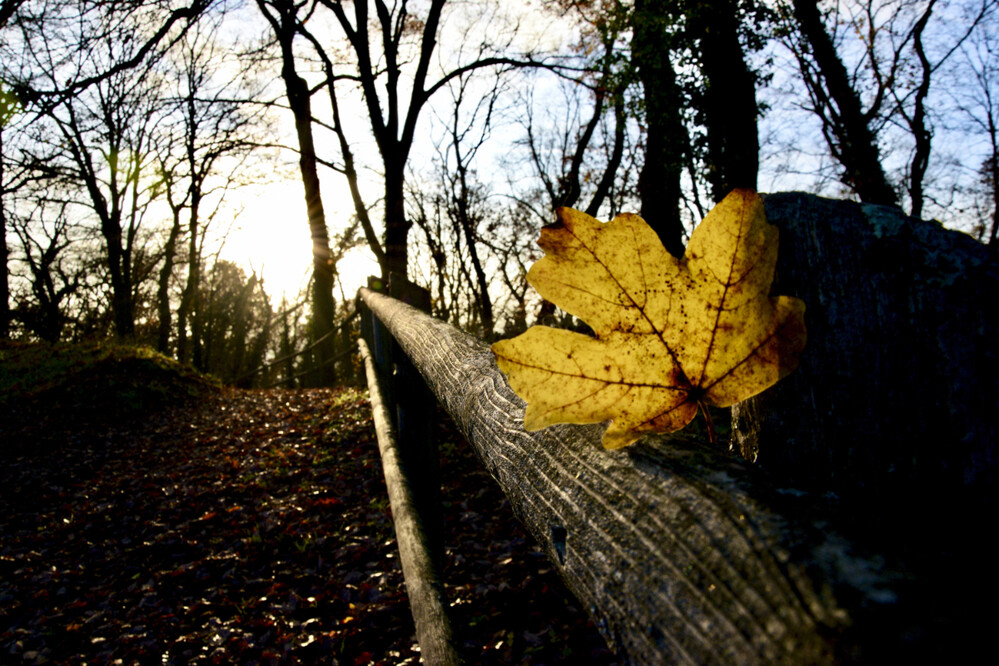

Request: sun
left=220, top=180, right=311, bottom=300
left=220, top=179, right=380, bottom=304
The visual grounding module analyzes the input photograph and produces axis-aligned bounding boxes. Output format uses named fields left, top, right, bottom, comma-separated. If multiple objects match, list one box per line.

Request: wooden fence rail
left=356, top=193, right=996, bottom=664
left=358, top=285, right=867, bottom=664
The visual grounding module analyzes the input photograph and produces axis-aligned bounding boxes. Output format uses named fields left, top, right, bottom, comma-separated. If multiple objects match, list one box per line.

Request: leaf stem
left=698, top=400, right=716, bottom=446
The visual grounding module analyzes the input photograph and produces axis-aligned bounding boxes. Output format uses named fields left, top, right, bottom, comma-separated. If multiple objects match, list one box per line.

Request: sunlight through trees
left=1, top=0, right=995, bottom=385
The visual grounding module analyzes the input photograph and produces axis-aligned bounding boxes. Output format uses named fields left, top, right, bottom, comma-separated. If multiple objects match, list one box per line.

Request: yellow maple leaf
left=491, top=189, right=806, bottom=449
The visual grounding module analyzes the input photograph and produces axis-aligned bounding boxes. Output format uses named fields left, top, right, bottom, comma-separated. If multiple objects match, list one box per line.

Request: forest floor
left=0, top=345, right=620, bottom=665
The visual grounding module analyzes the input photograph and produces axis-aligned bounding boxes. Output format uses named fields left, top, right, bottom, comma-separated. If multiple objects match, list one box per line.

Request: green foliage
left=0, top=84, right=22, bottom=126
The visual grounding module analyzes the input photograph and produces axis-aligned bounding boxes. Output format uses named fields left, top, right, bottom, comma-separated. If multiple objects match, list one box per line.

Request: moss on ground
left=0, top=341, right=219, bottom=457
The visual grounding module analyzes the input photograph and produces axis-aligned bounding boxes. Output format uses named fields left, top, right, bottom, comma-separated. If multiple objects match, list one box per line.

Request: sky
left=217, top=178, right=380, bottom=303
left=204, top=0, right=999, bottom=307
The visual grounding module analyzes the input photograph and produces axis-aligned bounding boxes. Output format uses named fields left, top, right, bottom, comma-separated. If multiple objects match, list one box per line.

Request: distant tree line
left=1, top=0, right=995, bottom=383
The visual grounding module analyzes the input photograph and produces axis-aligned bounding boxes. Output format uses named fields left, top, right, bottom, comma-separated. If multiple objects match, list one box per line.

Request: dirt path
left=0, top=387, right=617, bottom=665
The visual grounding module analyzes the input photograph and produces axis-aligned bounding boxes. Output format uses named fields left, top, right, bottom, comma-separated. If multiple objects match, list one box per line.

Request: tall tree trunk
left=632, top=0, right=687, bottom=257
left=102, top=214, right=135, bottom=339
left=687, top=0, right=759, bottom=201
left=906, top=0, right=935, bottom=220
left=0, top=127, right=9, bottom=340
left=383, top=158, right=410, bottom=279
left=585, top=95, right=627, bottom=218
left=0, top=216, right=8, bottom=340
left=790, top=0, right=898, bottom=206
left=988, top=144, right=999, bottom=248
left=156, top=205, right=182, bottom=353
left=279, top=299, right=296, bottom=388
left=286, top=70, right=336, bottom=383
left=450, top=183, right=493, bottom=338
left=558, top=87, right=605, bottom=210
left=60, top=108, right=137, bottom=339
left=192, top=274, right=206, bottom=369
left=277, top=19, right=337, bottom=385
left=175, top=190, right=199, bottom=362
left=314, top=41, right=388, bottom=277
left=95, top=153, right=135, bottom=339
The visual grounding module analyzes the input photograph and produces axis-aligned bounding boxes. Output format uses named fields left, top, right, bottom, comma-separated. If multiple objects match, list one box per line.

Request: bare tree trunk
left=687, top=0, right=759, bottom=201
left=279, top=301, right=296, bottom=388
left=990, top=146, right=999, bottom=247
left=300, top=26, right=387, bottom=277
left=905, top=0, right=936, bottom=220
left=53, top=84, right=144, bottom=340
left=557, top=72, right=606, bottom=210
left=175, top=209, right=196, bottom=361
left=285, top=65, right=336, bottom=384
left=101, top=206, right=136, bottom=339
left=174, top=168, right=202, bottom=362
left=790, top=0, right=898, bottom=206
left=383, top=162, right=410, bottom=279
left=450, top=199, right=492, bottom=338
left=584, top=95, right=626, bottom=218
left=156, top=203, right=182, bottom=353
left=258, top=0, right=338, bottom=384
left=0, top=126, right=9, bottom=340
left=0, top=219, right=8, bottom=340
left=632, top=0, right=687, bottom=257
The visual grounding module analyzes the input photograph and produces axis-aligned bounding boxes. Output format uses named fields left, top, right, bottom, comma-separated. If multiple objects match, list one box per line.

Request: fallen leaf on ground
left=1, top=385, right=619, bottom=665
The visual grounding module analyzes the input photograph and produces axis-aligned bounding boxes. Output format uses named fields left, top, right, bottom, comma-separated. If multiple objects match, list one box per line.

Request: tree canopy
left=1, top=0, right=995, bottom=381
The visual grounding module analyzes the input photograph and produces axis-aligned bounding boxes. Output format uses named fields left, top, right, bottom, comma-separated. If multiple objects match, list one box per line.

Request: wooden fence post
left=357, top=336, right=463, bottom=665
left=386, top=274, right=443, bottom=568
left=358, top=274, right=442, bottom=564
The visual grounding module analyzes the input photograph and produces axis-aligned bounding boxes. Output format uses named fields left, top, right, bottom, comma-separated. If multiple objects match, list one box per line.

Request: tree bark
left=990, top=144, right=999, bottom=247
left=156, top=201, right=182, bottom=353
left=298, top=23, right=388, bottom=276
left=0, top=215, right=8, bottom=340
left=632, top=0, right=687, bottom=257
left=0, top=125, right=9, bottom=340
left=92, top=149, right=136, bottom=340
left=175, top=155, right=201, bottom=363
left=687, top=0, right=759, bottom=200
left=260, top=0, right=338, bottom=384
left=383, top=161, right=410, bottom=279
left=175, top=205, right=197, bottom=362
left=585, top=94, right=627, bottom=218
left=904, top=0, right=936, bottom=220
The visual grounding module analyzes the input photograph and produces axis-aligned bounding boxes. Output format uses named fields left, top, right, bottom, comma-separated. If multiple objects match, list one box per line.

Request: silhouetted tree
left=9, top=200, right=81, bottom=341
left=194, top=260, right=273, bottom=385
left=783, top=0, right=899, bottom=206
left=686, top=0, right=762, bottom=200
left=160, top=13, right=259, bottom=361
left=256, top=0, right=340, bottom=384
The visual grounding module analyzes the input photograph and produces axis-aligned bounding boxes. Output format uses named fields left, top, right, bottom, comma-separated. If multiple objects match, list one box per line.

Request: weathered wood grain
left=357, top=338, right=464, bottom=666
left=359, top=287, right=902, bottom=664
